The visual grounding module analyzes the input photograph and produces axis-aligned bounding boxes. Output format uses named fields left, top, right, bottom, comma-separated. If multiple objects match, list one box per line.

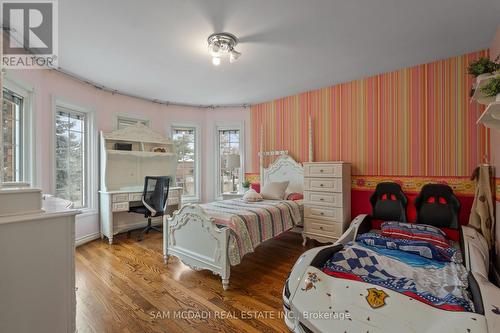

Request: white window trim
left=2, top=76, right=36, bottom=187
left=214, top=122, right=245, bottom=200
left=114, top=112, right=151, bottom=130
left=51, top=96, right=97, bottom=213
left=170, top=123, right=201, bottom=203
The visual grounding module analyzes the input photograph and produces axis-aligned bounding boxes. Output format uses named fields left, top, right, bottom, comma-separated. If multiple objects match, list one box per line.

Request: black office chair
left=128, top=176, right=170, bottom=241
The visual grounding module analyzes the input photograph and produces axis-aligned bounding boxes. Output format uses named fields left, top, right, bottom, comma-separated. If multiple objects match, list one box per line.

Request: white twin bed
left=163, top=153, right=305, bottom=290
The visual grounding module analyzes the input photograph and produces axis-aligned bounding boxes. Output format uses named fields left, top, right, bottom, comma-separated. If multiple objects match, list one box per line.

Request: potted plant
left=242, top=180, right=251, bottom=192
left=468, top=57, right=499, bottom=79
left=480, top=76, right=500, bottom=102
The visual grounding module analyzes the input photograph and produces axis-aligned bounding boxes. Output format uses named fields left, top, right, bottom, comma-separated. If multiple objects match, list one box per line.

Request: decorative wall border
left=352, top=175, right=476, bottom=197
left=245, top=173, right=484, bottom=198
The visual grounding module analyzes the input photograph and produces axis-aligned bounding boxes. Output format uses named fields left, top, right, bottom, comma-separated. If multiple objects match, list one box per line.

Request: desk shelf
left=107, top=149, right=176, bottom=157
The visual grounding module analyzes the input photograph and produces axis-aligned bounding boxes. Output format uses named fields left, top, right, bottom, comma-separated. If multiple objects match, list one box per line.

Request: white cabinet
left=0, top=189, right=78, bottom=333
left=302, top=162, right=351, bottom=245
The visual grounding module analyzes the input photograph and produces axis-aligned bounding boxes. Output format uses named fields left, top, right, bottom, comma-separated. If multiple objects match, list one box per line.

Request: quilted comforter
left=201, top=199, right=302, bottom=266
left=322, top=234, right=473, bottom=312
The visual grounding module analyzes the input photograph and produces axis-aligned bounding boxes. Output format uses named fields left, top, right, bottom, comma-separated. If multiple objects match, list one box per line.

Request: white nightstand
left=222, top=192, right=245, bottom=200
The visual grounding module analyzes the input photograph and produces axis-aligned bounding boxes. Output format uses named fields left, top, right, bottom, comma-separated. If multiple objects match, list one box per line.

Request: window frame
left=1, top=77, right=35, bottom=187
left=170, top=123, right=201, bottom=203
left=214, top=123, right=245, bottom=200
left=52, top=97, right=97, bottom=213
left=115, top=113, right=150, bottom=130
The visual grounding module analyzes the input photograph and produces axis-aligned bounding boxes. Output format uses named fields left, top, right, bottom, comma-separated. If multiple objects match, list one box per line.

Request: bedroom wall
left=250, top=50, right=490, bottom=224
left=489, top=25, right=500, bottom=281
left=5, top=69, right=251, bottom=244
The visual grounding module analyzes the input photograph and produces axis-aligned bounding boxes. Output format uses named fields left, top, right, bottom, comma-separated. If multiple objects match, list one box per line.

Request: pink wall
left=5, top=69, right=250, bottom=241
left=490, top=25, right=500, bottom=280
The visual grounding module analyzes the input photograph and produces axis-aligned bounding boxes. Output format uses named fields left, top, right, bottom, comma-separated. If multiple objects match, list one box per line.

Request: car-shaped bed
left=283, top=183, right=500, bottom=333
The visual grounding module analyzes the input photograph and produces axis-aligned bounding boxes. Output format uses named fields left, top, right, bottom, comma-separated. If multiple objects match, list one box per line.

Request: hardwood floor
left=76, top=231, right=313, bottom=333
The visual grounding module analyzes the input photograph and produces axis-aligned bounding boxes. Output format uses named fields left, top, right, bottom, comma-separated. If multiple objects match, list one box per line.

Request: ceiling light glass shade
left=208, top=43, right=220, bottom=57
left=229, top=50, right=241, bottom=63
left=212, top=56, right=221, bottom=66
left=207, top=33, right=241, bottom=65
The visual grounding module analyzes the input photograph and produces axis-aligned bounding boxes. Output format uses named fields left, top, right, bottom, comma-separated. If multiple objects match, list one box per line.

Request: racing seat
left=369, top=182, right=408, bottom=222
left=414, top=184, right=460, bottom=229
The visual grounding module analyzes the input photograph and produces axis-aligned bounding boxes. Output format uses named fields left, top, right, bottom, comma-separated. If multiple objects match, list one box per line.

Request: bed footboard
left=163, top=204, right=231, bottom=290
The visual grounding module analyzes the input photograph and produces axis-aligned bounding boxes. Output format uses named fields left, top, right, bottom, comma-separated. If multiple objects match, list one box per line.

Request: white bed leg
left=163, top=254, right=169, bottom=265
left=222, top=278, right=230, bottom=291
left=302, top=234, right=307, bottom=246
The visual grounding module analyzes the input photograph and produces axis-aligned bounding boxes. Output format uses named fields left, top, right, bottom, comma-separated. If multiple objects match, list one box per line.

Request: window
left=55, top=107, right=87, bottom=208
left=2, top=79, right=33, bottom=186
left=117, top=115, right=150, bottom=129
left=2, top=89, right=23, bottom=182
left=217, top=128, right=242, bottom=196
left=172, top=126, right=198, bottom=199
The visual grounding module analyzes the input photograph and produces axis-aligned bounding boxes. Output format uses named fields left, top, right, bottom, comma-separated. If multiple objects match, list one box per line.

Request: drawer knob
left=320, top=184, right=324, bottom=187
left=320, top=198, right=324, bottom=201
left=320, top=169, right=324, bottom=172
left=320, top=226, right=323, bottom=230
left=320, top=212, right=324, bottom=215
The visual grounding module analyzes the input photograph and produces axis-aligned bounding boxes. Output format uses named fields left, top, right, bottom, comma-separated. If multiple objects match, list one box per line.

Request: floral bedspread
left=200, top=199, right=302, bottom=265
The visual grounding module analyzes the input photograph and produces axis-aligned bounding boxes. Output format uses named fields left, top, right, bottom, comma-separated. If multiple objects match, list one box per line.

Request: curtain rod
left=54, top=67, right=250, bottom=110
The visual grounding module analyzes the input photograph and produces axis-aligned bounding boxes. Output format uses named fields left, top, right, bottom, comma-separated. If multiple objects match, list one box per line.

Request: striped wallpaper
left=251, top=50, right=489, bottom=177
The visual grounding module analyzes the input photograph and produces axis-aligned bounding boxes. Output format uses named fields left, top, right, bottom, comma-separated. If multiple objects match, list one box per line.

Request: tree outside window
left=172, top=128, right=196, bottom=197
left=218, top=129, right=240, bottom=194
left=55, top=109, right=86, bottom=208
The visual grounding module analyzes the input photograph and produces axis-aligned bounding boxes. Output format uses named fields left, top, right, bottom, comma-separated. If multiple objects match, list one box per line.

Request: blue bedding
left=321, top=233, right=473, bottom=312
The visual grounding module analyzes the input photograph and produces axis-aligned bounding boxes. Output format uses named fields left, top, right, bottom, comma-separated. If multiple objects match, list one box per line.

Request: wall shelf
left=471, top=74, right=500, bottom=105
left=477, top=101, right=500, bottom=131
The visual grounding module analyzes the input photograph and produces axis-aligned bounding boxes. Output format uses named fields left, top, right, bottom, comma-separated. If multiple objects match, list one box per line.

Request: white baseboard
left=75, top=232, right=101, bottom=247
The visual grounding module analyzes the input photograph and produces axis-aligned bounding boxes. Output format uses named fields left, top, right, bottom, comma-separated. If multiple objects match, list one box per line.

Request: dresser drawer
left=304, top=163, right=344, bottom=178
left=128, top=193, right=142, bottom=202
left=304, top=206, right=342, bottom=221
left=304, top=177, right=343, bottom=192
left=112, top=202, right=129, bottom=212
left=304, top=191, right=342, bottom=207
left=304, top=218, right=342, bottom=237
left=112, top=193, right=129, bottom=202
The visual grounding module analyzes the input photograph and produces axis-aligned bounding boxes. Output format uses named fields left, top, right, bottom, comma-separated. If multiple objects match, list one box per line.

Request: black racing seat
left=414, top=184, right=460, bottom=229
left=369, top=182, right=408, bottom=222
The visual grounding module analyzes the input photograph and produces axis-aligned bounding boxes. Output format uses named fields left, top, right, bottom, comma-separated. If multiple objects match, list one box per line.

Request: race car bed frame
left=283, top=183, right=500, bottom=333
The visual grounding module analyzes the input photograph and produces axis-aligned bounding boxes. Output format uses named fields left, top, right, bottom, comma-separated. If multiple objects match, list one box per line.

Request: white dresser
left=0, top=189, right=78, bottom=333
left=302, top=162, right=351, bottom=245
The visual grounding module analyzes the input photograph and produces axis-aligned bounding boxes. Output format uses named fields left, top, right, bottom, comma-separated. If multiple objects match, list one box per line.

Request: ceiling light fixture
left=207, top=32, right=241, bottom=66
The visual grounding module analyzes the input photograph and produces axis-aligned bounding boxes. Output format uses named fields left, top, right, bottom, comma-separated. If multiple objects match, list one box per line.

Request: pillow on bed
left=261, top=181, right=289, bottom=200
left=381, top=221, right=450, bottom=248
left=242, top=189, right=263, bottom=202
left=286, top=192, right=304, bottom=201
left=250, top=182, right=261, bottom=193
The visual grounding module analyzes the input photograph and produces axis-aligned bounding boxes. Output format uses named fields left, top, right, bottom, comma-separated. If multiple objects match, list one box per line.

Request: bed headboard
left=262, top=154, right=304, bottom=193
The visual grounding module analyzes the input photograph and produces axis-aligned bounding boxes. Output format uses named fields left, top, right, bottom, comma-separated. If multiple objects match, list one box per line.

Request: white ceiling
left=59, top=0, right=500, bottom=106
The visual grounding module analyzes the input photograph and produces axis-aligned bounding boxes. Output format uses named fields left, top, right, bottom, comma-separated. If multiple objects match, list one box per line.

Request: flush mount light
left=207, top=32, right=241, bottom=66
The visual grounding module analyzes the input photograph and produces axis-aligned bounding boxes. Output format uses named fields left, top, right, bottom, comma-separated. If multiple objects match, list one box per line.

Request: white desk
left=99, top=186, right=182, bottom=244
